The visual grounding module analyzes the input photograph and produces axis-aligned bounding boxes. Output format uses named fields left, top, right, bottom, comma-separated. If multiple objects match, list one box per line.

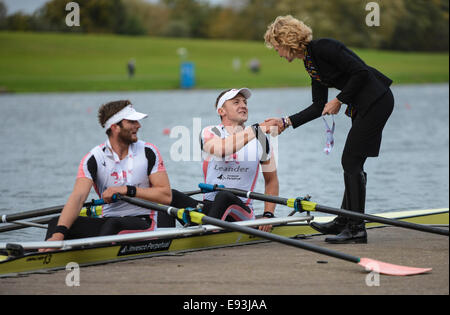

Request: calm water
left=0, top=84, right=448, bottom=241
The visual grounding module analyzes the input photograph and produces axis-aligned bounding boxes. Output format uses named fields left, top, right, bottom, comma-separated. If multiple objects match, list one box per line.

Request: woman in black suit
left=264, top=15, right=394, bottom=244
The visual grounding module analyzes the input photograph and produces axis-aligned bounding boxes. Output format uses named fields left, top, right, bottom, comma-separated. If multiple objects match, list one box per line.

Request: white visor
left=104, top=105, right=148, bottom=130
left=216, top=88, right=252, bottom=114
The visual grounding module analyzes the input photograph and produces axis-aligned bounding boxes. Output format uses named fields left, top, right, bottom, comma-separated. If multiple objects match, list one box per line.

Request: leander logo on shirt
left=214, top=164, right=250, bottom=181
left=214, top=165, right=250, bottom=173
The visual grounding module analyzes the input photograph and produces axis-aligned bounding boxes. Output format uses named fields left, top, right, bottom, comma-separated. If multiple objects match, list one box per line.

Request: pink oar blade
left=358, top=258, right=432, bottom=276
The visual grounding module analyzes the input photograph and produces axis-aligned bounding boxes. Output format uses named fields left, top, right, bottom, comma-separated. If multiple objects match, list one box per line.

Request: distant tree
left=161, top=0, right=211, bottom=38
left=162, top=20, right=191, bottom=37
left=1, top=0, right=447, bottom=51
left=38, top=0, right=71, bottom=31
left=389, top=0, right=449, bottom=51
left=36, top=0, right=146, bottom=35
left=234, top=0, right=281, bottom=40
left=6, top=12, right=33, bottom=31
left=206, top=7, right=238, bottom=39
left=272, top=0, right=448, bottom=51
left=123, top=0, right=170, bottom=36
left=0, top=0, right=7, bottom=29
left=81, top=0, right=130, bottom=34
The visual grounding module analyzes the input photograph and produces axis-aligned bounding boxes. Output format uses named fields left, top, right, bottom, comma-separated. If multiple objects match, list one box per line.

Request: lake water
left=0, top=84, right=448, bottom=241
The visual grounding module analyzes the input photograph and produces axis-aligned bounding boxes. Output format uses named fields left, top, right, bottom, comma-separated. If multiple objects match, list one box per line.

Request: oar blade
left=358, top=257, right=432, bottom=276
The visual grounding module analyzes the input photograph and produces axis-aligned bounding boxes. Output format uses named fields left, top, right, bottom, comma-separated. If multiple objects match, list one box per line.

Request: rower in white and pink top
left=77, top=138, right=166, bottom=219
left=42, top=100, right=172, bottom=248
left=200, top=123, right=270, bottom=212
left=170, top=88, right=281, bottom=232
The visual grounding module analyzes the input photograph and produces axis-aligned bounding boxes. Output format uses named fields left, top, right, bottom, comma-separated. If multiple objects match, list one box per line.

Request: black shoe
left=325, top=223, right=367, bottom=244
left=324, top=171, right=367, bottom=243
left=310, top=217, right=347, bottom=235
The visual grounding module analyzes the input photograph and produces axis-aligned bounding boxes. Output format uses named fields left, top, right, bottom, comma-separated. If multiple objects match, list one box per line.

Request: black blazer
left=289, top=38, right=392, bottom=128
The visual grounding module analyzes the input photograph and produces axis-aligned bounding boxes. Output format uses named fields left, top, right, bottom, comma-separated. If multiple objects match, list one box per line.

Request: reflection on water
left=0, top=84, right=448, bottom=241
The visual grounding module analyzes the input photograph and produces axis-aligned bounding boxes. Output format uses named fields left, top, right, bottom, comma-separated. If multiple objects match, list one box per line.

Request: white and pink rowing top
left=200, top=124, right=271, bottom=209
left=77, top=139, right=166, bottom=219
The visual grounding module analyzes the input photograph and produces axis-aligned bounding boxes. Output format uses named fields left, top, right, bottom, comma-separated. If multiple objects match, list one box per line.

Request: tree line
left=0, top=0, right=448, bottom=51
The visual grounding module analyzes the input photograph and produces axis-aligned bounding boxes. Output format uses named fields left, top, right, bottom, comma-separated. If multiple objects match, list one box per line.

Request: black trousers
left=342, top=88, right=394, bottom=174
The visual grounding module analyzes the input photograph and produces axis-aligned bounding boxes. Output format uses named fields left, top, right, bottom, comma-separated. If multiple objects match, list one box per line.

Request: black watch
left=126, top=185, right=137, bottom=197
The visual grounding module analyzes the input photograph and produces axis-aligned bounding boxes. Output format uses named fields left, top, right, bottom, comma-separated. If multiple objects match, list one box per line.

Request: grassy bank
left=0, top=31, right=448, bottom=93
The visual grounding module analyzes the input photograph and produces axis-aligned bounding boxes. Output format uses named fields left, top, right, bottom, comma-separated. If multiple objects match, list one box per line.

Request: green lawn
left=0, top=31, right=448, bottom=93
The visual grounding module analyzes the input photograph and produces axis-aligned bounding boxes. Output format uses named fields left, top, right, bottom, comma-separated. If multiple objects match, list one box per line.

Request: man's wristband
left=263, top=211, right=275, bottom=218
left=54, top=225, right=69, bottom=237
left=126, top=185, right=137, bottom=197
left=251, top=123, right=261, bottom=138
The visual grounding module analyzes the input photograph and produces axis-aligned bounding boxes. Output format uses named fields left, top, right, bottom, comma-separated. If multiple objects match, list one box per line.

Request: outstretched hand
left=261, top=118, right=287, bottom=136
left=260, top=118, right=282, bottom=136
left=322, top=98, right=342, bottom=116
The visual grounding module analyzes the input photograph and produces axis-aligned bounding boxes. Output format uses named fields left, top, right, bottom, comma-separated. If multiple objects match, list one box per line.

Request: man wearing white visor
left=42, top=100, right=172, bottom=247
left=170, top=88, right=281, bottom=232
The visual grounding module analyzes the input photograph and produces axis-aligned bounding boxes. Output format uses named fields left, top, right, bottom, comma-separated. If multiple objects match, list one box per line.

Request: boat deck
left=1, top=225, right=448, bottom=295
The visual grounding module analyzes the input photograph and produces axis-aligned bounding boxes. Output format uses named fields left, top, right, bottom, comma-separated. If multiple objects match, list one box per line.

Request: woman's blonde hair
left=264, top=15, right=313, bottom=56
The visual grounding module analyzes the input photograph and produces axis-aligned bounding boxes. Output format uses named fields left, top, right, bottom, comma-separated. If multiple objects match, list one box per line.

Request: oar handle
left=1, top=205, right=67, bottom=223
left=199, top=183, right=291, bottom=205
left=1, top=189, right=197, bottom=227
left=91, top=198, right=105, bottom=206
left=1, top=199, right=106, bottom=224
left=199, top=183, right=224, bottom=193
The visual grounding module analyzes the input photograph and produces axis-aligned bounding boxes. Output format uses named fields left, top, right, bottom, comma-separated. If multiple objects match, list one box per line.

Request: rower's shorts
left=45, top=215, right=154, bottom=240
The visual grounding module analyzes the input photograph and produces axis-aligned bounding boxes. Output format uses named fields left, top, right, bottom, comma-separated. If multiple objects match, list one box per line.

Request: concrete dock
left=1, top=226, right=448, bottom=295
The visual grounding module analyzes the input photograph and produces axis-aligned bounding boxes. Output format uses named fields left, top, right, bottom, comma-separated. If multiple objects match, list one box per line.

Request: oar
left=0, top=217, right=57, bottom=233
left=4, top=220, right=48, bottom=229
left=0, top=199, right=105, bottom=224
left=0, top=199, right=105, bottom=234
left=0, top=189, right=201, bottom=224
left=1, top=204, right=70, bottom=223
left=198, top=184, right=449, bottom=237
left=116, top=194, right=432, bottom=276
left=0, top=190, right=201, bottom=233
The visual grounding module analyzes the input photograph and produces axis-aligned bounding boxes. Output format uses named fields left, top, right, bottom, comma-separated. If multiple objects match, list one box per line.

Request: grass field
left=0, top=31, right=448, bottom=93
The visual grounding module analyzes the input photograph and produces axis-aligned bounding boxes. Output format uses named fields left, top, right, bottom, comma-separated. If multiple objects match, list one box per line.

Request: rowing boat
left=0, top=208, right=447, bottom=277
left=0, top=215, right=311, bottom=277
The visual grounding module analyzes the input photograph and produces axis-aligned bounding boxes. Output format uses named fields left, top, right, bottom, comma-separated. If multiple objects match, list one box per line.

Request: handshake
left=258, top=117, right=291, bottom=136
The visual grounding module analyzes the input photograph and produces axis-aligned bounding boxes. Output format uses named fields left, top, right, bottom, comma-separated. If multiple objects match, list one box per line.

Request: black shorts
left=45, top=215, right=153, bottom=240
left=167, top=189, right=252, bottom=226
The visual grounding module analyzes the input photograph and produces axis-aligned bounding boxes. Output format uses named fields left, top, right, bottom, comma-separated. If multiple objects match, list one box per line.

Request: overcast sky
left=2, top=0, right=227, bottom=15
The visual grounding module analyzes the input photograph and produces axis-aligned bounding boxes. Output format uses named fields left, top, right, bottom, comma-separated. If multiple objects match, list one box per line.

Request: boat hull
left=0, top=222, right=312, bottom=277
